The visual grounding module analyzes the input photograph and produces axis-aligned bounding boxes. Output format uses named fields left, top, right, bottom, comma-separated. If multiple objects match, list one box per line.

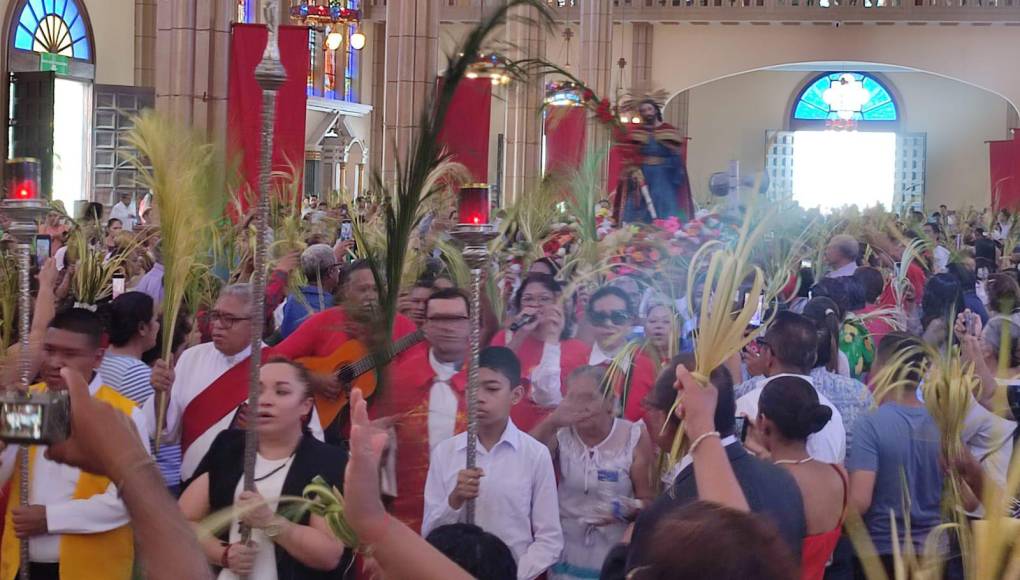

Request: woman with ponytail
left=756, top=375, right=847, bottom=580
left=801, top=297, right=874, bottom=444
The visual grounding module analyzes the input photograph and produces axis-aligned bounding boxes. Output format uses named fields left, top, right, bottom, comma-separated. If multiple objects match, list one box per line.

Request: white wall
left=685, top=70, right=1012, bottom=210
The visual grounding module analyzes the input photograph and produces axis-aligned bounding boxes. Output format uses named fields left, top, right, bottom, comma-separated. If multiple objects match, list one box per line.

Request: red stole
left=180, top=348, right=267, bottom=454
left=375, top=349, right=468, bottom=532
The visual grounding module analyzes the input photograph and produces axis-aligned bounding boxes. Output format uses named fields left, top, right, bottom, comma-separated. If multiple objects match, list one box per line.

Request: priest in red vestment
left=371, top=288, right=473, bottom=532
left=612, top=99, right=694, bottom=224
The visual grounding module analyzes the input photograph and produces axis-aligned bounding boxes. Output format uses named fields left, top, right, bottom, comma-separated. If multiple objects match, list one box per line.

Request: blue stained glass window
left=793, top=72, right=897, bottom=123
left=13, top=0, right=91, bottom=61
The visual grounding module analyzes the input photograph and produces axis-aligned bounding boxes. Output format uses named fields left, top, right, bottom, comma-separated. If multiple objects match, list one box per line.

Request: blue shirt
left=100, top=353, right=183, bottom=488
left=280, top=285, right=335, bottom=339
left=810, top=367, right=873, bottom=449
left=963, top=290, right=990, bottom=325
left=847, top=403, right=943, bottom=555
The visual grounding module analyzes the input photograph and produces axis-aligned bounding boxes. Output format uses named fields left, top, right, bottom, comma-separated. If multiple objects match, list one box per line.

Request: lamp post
left=240, top=0, right=287, bottom=546
left=449, top=184, right=498, bottom=525
left=1, top=158, right=50, bottom=580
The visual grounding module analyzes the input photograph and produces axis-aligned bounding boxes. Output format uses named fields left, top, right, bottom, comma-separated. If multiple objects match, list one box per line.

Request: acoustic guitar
left=298, top=329, right=425, bottom=429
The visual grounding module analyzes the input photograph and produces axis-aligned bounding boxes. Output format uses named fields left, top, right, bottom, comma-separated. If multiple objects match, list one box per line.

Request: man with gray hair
left=146, top=283, right=324, bottom=484
left=275, top=244, right=339, bottom=339
left=824, top=234, right=860, bottom=279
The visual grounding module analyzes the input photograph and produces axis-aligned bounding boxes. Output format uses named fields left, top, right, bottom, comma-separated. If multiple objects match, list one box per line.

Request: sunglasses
left=590, top=310, right=630, bottom=327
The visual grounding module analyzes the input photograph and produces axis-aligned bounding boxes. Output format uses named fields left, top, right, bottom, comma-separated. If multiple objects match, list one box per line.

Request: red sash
left=180, top=349, right=266, bottom=453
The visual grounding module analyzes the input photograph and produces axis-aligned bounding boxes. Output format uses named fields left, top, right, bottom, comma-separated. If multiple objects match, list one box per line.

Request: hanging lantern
left=325, top=29, right=343, bottom=51
left=350, top=25, right=366, bottom=50
left=466, top=52, right=514, bottom=87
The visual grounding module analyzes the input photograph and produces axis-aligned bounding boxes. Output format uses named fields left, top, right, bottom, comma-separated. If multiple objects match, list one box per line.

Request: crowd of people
left=0, top=195, right=1017, bottom=580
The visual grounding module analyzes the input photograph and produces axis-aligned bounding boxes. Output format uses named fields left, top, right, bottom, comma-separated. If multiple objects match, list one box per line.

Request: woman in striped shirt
left=100, top=291, right=185, bottom=493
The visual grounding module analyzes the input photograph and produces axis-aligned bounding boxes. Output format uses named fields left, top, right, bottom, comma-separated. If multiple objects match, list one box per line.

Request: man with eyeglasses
left=146, top=284, right=325, bottom=485
left=371, top=287, right=474, bottom=532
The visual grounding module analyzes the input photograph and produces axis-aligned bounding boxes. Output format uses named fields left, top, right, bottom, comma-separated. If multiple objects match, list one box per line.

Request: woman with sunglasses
left=577, top=286, right=657, bottom=422
left=492, top=273, right=590, bottom=431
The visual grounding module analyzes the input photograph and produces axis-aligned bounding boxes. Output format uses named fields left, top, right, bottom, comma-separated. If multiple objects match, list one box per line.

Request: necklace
left=253, top=454, right=294, bottom=483
left=774, top=456, right=814, bottom=465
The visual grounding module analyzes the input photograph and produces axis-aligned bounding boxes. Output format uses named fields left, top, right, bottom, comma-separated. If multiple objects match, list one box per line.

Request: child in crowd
left=422, top=346, right=564, bottom=580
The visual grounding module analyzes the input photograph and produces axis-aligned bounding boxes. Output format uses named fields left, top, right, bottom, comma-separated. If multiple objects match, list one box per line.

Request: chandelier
left=290, top=1, right=365, bottom=51
left=465, top=52, right=514, bottom=86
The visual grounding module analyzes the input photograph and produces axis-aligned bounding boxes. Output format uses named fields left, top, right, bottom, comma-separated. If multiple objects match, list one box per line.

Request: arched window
left=791, top=72, right=897, bottom=130
left=13, top=0, right=92, bottom=61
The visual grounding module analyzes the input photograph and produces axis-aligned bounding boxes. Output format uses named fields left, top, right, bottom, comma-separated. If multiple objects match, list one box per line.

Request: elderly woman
left=823, top=234, right=859, bottom=279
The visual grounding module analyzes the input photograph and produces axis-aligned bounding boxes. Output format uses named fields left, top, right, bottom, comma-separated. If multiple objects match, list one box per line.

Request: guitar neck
left=347, top=330, right=425, bottom=379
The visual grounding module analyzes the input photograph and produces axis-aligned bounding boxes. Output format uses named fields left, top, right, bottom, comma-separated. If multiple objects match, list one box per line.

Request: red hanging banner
left=544, top=106, right=586, bottom=176
left=436, top=78, right=492, bottom=183
left=989, top=136, right=1020, bottom=210
left=227, top=24, right=310, bottom=217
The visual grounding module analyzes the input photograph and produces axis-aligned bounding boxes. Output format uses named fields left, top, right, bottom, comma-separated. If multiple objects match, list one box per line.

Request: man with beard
left=613, top=99, right=693, bottom=224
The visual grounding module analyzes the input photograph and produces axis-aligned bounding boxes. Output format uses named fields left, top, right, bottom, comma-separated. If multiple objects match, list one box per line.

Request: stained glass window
left=13, top=0, right=92, bottom=60
left=793, top=72, right=897, bottom=123
left=343, top=1, right=360, bottom=102
left=237, top=0, right=255, bottom=23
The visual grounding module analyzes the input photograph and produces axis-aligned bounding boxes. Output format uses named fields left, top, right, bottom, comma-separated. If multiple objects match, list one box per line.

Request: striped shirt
left=100, top=353, right=183, bottom=487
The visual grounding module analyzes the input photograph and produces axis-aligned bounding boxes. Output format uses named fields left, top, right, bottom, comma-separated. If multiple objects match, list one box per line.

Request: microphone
left=510, top=314, right=537, bottom=332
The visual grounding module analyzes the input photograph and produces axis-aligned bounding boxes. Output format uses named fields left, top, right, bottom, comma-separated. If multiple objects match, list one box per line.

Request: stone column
left=580, top=0, right=613, bottom=181
left=503, top=5, right=547, bottom=205
left=155, top=0, right=233, bottom=143
left=369, top=21, right=386, bottom=182
left=630, top=22, right=653, bottom=98
left=381, top=0, right=439, bottom=183
left=135, top=0, right=157, bottom=87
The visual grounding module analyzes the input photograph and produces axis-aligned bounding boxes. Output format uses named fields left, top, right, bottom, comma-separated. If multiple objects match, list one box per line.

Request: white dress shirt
left=427, top=350, right=460, bottom=451
left=0, top=373, right=150, bottom=563
left=589, top=343, right=627, bottom=367
left=109, top=201, right=137, bottom=231
left=826, top=262, right=858, bottom=279
left=735, top=373, right=847, bottom=464
left=142, top=342, right=323, bottom=482
left=423, top=420, right=564, bottom=580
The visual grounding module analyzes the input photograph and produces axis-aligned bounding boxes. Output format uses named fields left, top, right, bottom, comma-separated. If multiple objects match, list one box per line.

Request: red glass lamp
left=5, top=158, right=41, bottom=201
left=457, top=184, right=490, bottom=227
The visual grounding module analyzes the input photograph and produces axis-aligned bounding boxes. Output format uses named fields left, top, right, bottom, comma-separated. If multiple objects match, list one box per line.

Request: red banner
left=436, top=78, right=492, bottom=182
left=227, top=24, right=310, bottom=217
left=989, top=136, right=1020, bottom=210
left=544, top=106, right=586, bottom=176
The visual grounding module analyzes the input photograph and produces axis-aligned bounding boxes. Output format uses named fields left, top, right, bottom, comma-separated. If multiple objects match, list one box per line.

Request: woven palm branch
left=125, top=110, right=223, bottom=450
left=356, top=0, right=554, bottom=336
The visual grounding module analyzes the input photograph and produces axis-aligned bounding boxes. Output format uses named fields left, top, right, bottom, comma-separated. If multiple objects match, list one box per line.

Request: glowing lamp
left=5, top=158, right=41, bottom=201
left=325, top=31, right=343, bottom=51
left=457, top=184, right=490, bottom=226
left=350, top=28, right=366, bottom=50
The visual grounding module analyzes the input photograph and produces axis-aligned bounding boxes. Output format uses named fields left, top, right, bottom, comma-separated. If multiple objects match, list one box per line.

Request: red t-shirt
left=878, top=261, right=926, bottom=308
left=271, top=308, right=419, bottom=360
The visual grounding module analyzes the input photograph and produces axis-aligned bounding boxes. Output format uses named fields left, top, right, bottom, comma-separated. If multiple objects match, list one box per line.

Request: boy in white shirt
left=423, top=346, right=563, bottom=580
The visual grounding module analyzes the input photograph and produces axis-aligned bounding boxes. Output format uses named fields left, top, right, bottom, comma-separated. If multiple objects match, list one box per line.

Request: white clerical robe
left=0, top=373, right=149, bottom=563
left=142, top=342, right=324, bottom=482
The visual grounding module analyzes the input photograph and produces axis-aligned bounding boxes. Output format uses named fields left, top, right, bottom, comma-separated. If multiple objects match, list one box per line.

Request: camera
left=0, top=390, right=70, bottom=444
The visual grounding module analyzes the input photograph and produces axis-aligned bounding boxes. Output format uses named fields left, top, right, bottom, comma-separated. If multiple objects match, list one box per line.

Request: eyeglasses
left=590, top=310, right=630, bottom=327
left=426, top=315, right=470, bottom=326
left=209, top=311, right=252, bottom=328
left=521, top=294, right=556, bottom=307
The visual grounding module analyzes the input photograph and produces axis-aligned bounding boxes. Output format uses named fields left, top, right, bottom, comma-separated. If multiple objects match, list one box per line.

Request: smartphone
left=978, top=266, right=989, bottom=281
left=800, top=259, right=812, bottom=269
left=339, top=219, right=354, bottom=242
left=735, top=416, right=750, bottom=443
left=749, top=293, right=765, bottom=327
left=966, top=311, right=978, bottom=336
left=34, top=235, right=51, bottom=268
left=112, top=271, right=126, bottom=298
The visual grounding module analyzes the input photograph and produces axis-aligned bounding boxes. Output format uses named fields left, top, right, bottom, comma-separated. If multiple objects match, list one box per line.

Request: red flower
left=583, top=89, right=595, bottom=102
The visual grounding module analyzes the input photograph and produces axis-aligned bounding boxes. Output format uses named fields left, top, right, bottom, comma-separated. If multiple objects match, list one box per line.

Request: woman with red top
left=491, top=274, right=589, bottom=432
left=579, top=286, right=657, bottom=423
left=754, top=375, right=847, bottom=580
left=852, top=266, right=894, bottom=348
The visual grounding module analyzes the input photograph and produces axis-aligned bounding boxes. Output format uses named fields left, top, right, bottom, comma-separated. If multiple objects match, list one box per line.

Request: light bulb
left=325, top=31, right=343, bottom=51
left=350, top=29, right=366, bottom=50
